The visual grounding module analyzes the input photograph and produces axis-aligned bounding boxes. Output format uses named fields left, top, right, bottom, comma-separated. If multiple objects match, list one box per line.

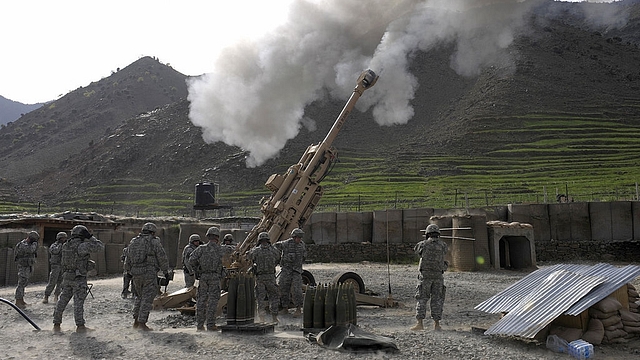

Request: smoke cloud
left=187, top=0, right=627, bottom=167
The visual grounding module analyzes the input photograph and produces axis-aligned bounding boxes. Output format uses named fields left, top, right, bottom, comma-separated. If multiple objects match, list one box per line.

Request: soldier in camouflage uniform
left=53, top=225, right=104, bottom=333
left=43, top=231, right=68, bottom=304
left=120, top=246, right=138, bottom=299
left=14, top=231, right=39, bottom=309
left=182, top=234, right=201, bottom=288
left=248, top=232, right=281, bottom=323
left=275, top=228, right=307, bottom=317
left=125, top=222, right=170, bottom=331
left=188, top=226, right=233, bottom=331
left=411, top=224, right=449, bottom=331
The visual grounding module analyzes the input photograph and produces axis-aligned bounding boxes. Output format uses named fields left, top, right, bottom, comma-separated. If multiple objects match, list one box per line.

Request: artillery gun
left=227, top=68, right=395, bottom=308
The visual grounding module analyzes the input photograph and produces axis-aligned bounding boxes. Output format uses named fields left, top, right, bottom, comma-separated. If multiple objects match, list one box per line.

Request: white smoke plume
left=187, top=0, right=627, bottom=167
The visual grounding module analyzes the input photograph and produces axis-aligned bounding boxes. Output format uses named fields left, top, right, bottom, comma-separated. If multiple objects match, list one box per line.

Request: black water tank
left=194, top=182, right=217, bottom=206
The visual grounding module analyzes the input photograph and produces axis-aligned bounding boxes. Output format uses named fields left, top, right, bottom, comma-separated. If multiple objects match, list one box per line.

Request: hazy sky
left=0, top=0, right=294, bottom=104
left=0, top=0, right=605, bottom=105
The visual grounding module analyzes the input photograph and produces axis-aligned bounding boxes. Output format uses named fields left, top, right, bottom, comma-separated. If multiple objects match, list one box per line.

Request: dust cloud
left=187, top=0, right=627, bottom=167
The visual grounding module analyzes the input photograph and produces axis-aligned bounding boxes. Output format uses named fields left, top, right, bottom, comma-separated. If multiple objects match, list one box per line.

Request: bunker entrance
left=498, top=235, right=534, bottom=270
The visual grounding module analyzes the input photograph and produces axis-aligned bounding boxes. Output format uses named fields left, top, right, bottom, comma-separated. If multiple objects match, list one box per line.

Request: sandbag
left=589, top=307, right=619, bottom=319
left=604, top=328, right=627, bottom=342
left=599, top=315, right=621, bottom=327
left=593, top=298, right=622, bottom=313
left=549, top=326, right=583, bottom=342
left=582, top=318, right=604, bottom=345
left=604, top=321, right=624, bottom=331
left=623, top=325, right=640, bottom=334
left=628, top=288, right=639, bottom=298
left=620, top=309, right=640, bottom=323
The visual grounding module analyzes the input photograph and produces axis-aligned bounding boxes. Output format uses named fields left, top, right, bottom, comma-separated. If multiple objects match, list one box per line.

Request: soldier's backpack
left=128, top=235, right=150, bottom=265
left=62, top=239, right=80, bottom=271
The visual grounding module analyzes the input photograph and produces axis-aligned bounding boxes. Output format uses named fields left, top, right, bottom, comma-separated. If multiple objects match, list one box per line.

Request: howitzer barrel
left=310, top=69, right=378, bottom=167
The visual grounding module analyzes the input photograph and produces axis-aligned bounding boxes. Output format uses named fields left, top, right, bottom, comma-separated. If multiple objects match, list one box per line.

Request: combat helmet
left=425, top=224, right=441, bottom=236
left=189, top=234, right=201, bottom=244
left=206, top=226, right=220, bottom=237
left=27, top=231, right=40, bottom=241
left=258, top=232, right=270, bottom=243
left=291, top=228, right=304, bottom=238
left=56, top=231, right=68, bottom=240
left=71, top=225, right=90, bottom=238
left=141, top=222, right=157, bottom=234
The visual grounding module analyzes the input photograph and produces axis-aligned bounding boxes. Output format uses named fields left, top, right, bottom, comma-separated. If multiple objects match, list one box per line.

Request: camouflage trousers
left=414, top=271, right=446, bottom=321
left=53, top=273, right=89, bottom=326
left=44, top=265, right=63, bottom=297
left=184, top=271, right=195, bottom=288
left=132, top=272, right=158, bottom=323
left=122, top=272, right=138, bottom=297
left=256, top=274, right=279, bottom=315
left=277, top=268, right=303, bottom=308
left=196, top=273, right=221, bottom=328
left=15, top=265, right=32, bottom=300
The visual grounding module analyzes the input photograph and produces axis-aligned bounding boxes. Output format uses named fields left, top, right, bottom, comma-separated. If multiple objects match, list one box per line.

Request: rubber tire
left=332, top=271, right=365, bottom=294
left=301, top=269, right=316, bottom=286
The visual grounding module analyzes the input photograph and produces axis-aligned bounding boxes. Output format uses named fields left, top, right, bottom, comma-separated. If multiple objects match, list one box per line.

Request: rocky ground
left=1, top=261, right=640, bottom=360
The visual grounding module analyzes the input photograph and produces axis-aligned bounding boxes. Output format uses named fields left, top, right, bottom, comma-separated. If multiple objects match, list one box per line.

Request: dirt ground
left=1, top=261, right=640, bottom=360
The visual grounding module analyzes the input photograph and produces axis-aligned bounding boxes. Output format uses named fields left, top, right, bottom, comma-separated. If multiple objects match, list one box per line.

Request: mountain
left=0, top=95, right=44, bottom=126
left=0, top=56, right=189, bottom=194
left=2, top=1, right=640, bottom=215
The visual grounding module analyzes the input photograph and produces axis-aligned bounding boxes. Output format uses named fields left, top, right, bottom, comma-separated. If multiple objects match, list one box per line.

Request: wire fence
left=3, top=183, right=640, bottom=218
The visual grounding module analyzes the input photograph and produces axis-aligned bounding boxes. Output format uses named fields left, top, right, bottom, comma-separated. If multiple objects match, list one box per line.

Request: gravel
left=1, top=261, right=639, bottom=359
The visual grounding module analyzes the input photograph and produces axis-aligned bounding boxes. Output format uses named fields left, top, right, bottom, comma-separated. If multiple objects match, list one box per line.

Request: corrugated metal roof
left=475, top=263, right=640, bottom=338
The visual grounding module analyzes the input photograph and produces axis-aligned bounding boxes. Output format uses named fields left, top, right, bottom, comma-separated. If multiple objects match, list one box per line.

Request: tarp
left=311, top=324, right=399, bottom=353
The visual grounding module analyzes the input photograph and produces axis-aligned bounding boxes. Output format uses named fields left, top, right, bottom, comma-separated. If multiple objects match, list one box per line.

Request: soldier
left=43, top=231, right=68, bottom=304
left=14, top=231, right=39, bottom=309
left=124, top=222, right=170, bottom=331
left=182, top=234, right=201, bottom=288
left=53, top=225, right=104, bottom=333
left=411, top=224, right=449, bottom=331
left=275, top=228, right=307, bottom=317
left=188, top=226, right=233, bottom=331
left=120, top=246, right=136, bottom=299
left=248, top=232, right=281, bottom=323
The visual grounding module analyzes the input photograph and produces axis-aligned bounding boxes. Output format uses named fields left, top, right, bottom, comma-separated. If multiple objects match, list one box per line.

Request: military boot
left=196, top=325, right=205, bottom=332
left=133, top=320, right=140, bottom=329
left=293, top=307, right=302, bottom=318
left=15, top=298, right=27, bottom=309
left=53, top=324, right=62, bottom=333
left=410, top=319, right=424, bottom=331
left=42, top=296, right=49, bottom=304
left=272, top=313, right=279, bottom=324
left=138, top=322, right=153, bottom=331
left=207, top=325, right=219, bottom=331
left=434, top=320, right=442, bottom=331
left=76, top=325, right=94, bottom=333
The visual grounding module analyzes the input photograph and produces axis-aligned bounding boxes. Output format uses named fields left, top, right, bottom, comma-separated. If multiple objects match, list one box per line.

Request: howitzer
left=231, top=69, right=378, bottom=271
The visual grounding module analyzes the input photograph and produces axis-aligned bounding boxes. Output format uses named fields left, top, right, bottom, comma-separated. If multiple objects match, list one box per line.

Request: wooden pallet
left=220, top=322, right=275, bottom=334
